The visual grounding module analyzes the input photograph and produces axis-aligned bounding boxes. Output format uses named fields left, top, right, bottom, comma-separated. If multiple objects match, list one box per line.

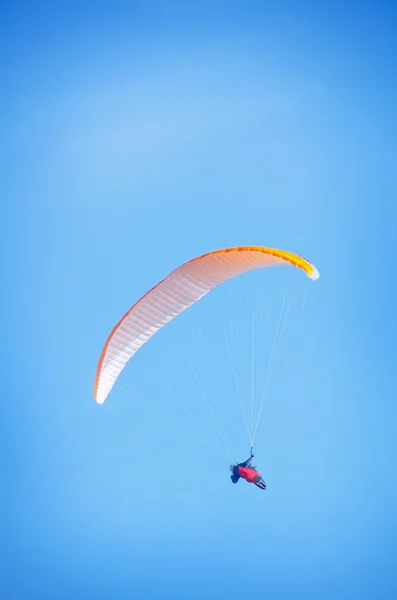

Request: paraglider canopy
left=94, top=246, right=319, bottom=404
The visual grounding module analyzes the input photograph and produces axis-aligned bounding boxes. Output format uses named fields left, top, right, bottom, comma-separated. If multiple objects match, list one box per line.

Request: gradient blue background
left=3, top=1, right=397, bottom=598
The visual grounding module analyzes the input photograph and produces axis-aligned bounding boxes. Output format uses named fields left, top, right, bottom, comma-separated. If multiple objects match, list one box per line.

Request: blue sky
left=3, top=1, right=397, bottom=598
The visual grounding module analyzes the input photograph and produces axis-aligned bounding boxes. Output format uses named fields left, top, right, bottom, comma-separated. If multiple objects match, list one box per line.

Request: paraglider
left=94, top=245, right=319, bottom=492
left=230, top=454, right=266, bottom=490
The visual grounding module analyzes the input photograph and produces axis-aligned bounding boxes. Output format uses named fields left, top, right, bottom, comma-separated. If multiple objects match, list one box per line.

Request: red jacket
left=237, top=466, right=260, bottom=483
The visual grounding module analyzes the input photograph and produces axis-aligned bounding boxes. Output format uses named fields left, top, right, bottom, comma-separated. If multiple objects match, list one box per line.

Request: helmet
left=229, top=465, right=235, bottom=472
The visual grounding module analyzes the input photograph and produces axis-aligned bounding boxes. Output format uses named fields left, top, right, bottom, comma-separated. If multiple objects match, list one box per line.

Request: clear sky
left=3, top=1, right=397, bottom=598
